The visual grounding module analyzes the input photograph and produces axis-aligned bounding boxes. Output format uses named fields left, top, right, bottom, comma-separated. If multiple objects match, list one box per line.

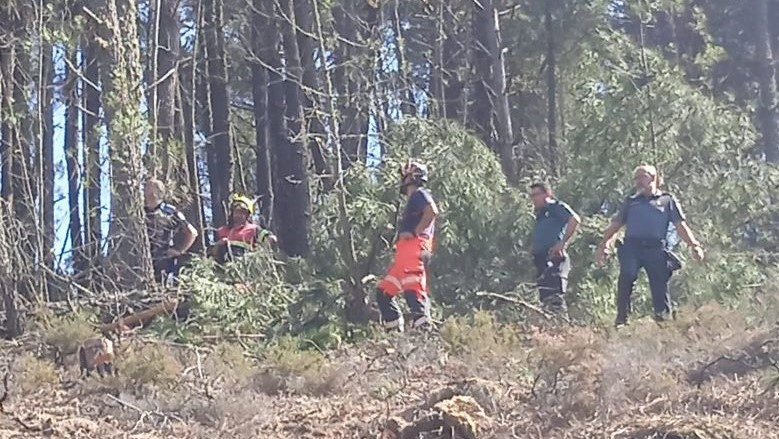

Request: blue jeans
left=616, top=239, right=671, bottom=324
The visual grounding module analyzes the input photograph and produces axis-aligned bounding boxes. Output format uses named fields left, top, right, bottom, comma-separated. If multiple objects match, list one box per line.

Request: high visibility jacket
left=378, top=235, right=432, bottom=298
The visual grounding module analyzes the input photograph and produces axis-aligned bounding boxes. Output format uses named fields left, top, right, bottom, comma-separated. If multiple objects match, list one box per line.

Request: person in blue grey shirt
left=529, top=182, right=581, bottom=315
left=596, top=165, right=705, bottom=326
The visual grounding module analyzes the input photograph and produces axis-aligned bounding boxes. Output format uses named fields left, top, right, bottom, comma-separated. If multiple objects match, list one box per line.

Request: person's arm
left=170, top=223, right=198, bottom=256
left=595, top=217, right=624, bottom=266
left=669, top=195, right=703, bottom=260
left=549, top=206, right=581, bottom=258
left=414, top=202, right=438, bottom=238
left=675, top=220, right=704, bottom=261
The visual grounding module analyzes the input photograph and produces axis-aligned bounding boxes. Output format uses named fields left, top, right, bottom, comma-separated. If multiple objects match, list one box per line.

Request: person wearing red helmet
left=376, top=160, right=439, bottom=332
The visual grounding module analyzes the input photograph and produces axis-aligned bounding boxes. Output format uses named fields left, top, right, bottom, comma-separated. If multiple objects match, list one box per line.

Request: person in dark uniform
left=595, top=165, right=704, bottom=326
left=144, top=179, right=199, bottom=284
left=529, top=182, right=581, bottom=315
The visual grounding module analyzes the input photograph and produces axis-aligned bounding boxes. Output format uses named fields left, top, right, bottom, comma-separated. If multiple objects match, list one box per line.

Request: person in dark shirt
left=376, top=160, right=439, bottom=332
left=596, top=165, right=704, bottom=326
left=144, top=179, right=198, bottom=283
left=529, top=182, right=581, bottom=315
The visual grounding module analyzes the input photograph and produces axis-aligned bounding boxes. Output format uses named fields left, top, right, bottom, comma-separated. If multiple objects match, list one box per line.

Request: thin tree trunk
left=332, top=0, right=368, bottom=166
left=277, top=0, right=310, bottom=257
left=203, top=0, right=233, bottom=229
left=264, top=7, right=285, bottom=232
left=83, top=36, right=103, bottom=287
left=754, top=0, right=779, bottom=163
left=251, top=0, right=273, bottom=222
left=151, top=0, right=181, bottom=180
left=471, top=0, right=516, bottom=182
left=294, top=0, right=332, bottom=189
left=64, top=48, right=85, bottom=273
left=312, top=0, right=370, bottom=323
left=99, top=0, right=154, bottom=289
left=180, top=0, right=205, bottom=252
left=41, top=38, right=55, bottom=270
left=545, top=0, right=559, bottom=176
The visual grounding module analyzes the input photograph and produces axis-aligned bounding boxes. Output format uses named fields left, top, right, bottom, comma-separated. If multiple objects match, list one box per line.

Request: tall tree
left=754, top=0, right=779, bottom=163
left=251, top=0, right=273, bottom=222
left=294, top=0, right=331, bottom=189
left=276, top=0, right=310, bottom=257
left=98, top=0, right=154, bottom=289
left=64, top=48, right=85, bottom=273
left=149, top=0, right=182, bottom=179
left=470, top=0, right=517, bottom=182
left=40, top=39, right=55, bottom=270
left=82, top=34, right=103, bottom=287
left=203, top=0, right=233, bottom=229
left=545, top=0, right=559, bottom=175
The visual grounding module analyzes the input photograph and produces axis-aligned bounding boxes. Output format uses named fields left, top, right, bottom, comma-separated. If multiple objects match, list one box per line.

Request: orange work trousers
left=378, top=236, right=432, bottom=299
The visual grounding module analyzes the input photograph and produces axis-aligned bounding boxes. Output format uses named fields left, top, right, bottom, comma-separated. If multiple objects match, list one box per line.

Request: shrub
left=18, top=353, right=59, bottom=393
left=121, top=344, right=182, bottom=387
left=40, top=311, right=96, bottom=355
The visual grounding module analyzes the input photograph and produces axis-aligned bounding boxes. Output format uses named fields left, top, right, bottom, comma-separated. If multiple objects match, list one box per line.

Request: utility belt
left=621, top=237, right=665, bottom=248
left=619, top=238, right=682, bottom=272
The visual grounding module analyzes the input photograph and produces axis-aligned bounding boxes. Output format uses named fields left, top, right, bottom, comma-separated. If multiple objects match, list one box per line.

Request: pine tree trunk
left=179, top=0, right=205, bottom=252
left=332, top=0, right=369, bottom=166
left=203, top=0, right=233, bottom=229
left=294, top=0, right=332, bottom=189
left=470, top=0, right=516, bottom=182
left=545, top=0, right=559, bottom=176
left=99, top=0, right=154, bottom=289
left=150, top=0, right=181, bottom=180
left=41, top=41, right=55, bottom=271
left=251, top=0, right=273, bottom=222
left=264, top=8, right=286, bottom=232
left=64, top=48, right=85, bottom=273
left=755, top=0, right=779, bottom=163
left=277, top=0, right=311, bottom=257
left=83, top=36, right=103, bottom=288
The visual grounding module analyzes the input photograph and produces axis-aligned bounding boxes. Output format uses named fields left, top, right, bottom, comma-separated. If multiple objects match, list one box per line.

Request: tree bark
left=99, top=0, right=154, bottom=289
left=277, top=0, right=311, bottom=257
left=180, top=0, right=205, bottom=252
left=251, top=0, right=274, bottom=222
left=294, top=0, right=332, bottom=190
left=82, top=36, right=103, bottom=287
left=41, top=40, right=55, bottom=271
left=545, top=0, right=559, bottom=176
left=64, top=48, right=85, bottom=272
left=754, top=0, right=779, bottom=163
left=332, top=0, right=369, bottom=166
left=470, top=0, right=516, bottom=182
left=151, top=0, right=182, bottom=180
left=203, top=0, right=233, bottom=229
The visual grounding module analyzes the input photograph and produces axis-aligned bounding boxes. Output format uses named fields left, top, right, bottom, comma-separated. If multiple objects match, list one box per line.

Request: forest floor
left=2, top=303, right=779, bottom=439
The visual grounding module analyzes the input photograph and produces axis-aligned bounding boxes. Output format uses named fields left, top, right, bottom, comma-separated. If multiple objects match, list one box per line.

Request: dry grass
left=2, top=302, right=779, bottom=438
left=40, top=311, right=96, bottom=355
left=17, top=353, right=59, bottom=393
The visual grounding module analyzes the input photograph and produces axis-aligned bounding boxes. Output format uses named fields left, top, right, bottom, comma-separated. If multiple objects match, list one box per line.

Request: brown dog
left=78, top=336, right=115, bottom=378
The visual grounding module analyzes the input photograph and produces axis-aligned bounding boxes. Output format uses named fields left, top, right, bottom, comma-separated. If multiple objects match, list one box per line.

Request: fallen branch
left=475, top=291, right=558, bottom=321
left=100, top=298, right=180, bottom=334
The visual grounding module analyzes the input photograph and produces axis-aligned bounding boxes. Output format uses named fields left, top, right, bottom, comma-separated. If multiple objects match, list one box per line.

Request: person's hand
left=548, top=242, right=566, bottom=259
left=398, top=232, right=414, bottom=241
left=165, top=248, right=183, bottom=258
left=595, top=244, right=609, bottom=267
left=691, top=244, right=705, bottom=261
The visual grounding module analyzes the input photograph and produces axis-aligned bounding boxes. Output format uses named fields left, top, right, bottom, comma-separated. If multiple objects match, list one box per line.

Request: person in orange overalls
left=377, top=161, right=439, bottom=332
left=210, top=194, right=277, bottom=263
